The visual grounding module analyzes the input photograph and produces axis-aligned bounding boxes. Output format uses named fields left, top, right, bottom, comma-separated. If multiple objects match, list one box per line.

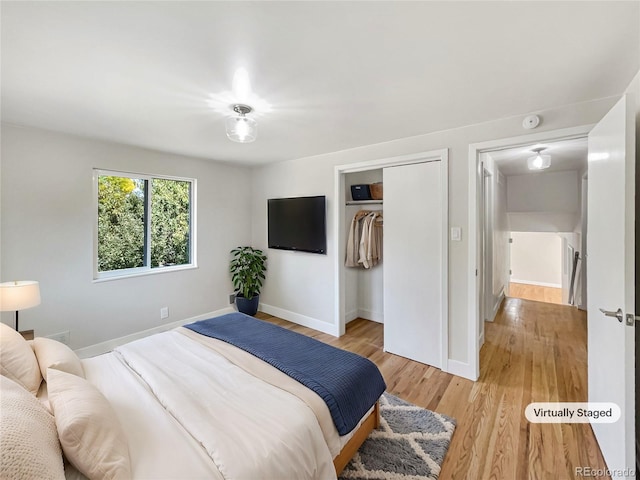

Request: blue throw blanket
left=184, top=313, right=386, bottom=435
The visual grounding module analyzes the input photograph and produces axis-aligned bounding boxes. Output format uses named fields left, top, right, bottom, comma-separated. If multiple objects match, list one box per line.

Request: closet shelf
left=346, top=200, right=383, bottom=205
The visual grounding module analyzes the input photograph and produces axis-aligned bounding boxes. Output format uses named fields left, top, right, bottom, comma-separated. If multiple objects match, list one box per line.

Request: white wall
left=0, top=124, right=252, bottom=349
left=478, top=152, right=509, bottom=326
left=251, top=96, right=618, bottom=370
left=492, top=166, right=510, bottom=315
left=580, top=172, right=588, bottom=310
left=479, top=154, right=494, bottom=328
left=507, top=170, right=581, bottom=232
left=510, top=232, right=562, bottom=287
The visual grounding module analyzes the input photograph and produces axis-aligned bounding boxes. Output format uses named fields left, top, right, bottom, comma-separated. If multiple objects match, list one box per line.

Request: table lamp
left=0, top=281, right=41, bottom=331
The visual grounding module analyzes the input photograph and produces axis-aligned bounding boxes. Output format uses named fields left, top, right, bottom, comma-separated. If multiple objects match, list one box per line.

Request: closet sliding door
left=383, top=161, right=442, bottom=367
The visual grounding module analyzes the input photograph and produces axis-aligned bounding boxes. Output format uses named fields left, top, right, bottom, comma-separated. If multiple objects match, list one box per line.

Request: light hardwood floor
left=510, top=282, right=564, bottom=305
left=256, top=298, right=608, bottom=479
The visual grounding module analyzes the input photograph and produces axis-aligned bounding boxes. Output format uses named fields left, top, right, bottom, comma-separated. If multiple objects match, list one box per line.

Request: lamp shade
left=527, top=154, right=551, bottom=170
left=0, top=281, right=41, bottom=312
left=225, top=104, right=257, bottom=143
left=527, top=147, right=551, bottom=171
left=225, top=115, right=257, bottom=143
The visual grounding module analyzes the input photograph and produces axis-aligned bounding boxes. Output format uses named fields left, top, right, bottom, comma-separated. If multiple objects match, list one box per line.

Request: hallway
left=470, top=296, right=606, bottom=478
left=509, top=282, right=564, bottom=305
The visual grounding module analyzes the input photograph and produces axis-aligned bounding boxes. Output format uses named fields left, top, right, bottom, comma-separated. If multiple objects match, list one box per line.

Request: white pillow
left=0, top=321, right=42, bottom=394
left=47, top=368, right=131, bottom=480
left=0, top=375, right=65, bottom=480
left=33, top=337, right=84, bottom=381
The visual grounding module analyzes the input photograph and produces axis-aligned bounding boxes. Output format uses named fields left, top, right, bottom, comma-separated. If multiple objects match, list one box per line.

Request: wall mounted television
left=268, top=195, right=327, bottom=254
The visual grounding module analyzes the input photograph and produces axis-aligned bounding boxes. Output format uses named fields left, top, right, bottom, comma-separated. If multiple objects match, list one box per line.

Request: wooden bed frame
left=333, top=401, right=380, bottom=474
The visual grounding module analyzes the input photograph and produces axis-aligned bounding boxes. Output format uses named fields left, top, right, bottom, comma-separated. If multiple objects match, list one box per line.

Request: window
left=94, top=170, right=196, bottom=280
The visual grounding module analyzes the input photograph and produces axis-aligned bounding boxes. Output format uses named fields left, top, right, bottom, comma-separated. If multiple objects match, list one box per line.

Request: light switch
left=450, top=227, right=462, bottom=241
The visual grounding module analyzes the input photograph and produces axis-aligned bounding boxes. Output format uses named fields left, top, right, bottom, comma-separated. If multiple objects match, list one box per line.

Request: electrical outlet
left=47, top=331, right=70, bottom=345
left=160, top=307, right=169, bottom=320
left=229, top=293, right=236, bottom=304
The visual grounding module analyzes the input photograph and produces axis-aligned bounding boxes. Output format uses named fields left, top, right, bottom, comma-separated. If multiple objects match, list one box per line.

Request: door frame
left=467, top=125, right=593, bottom=380
left=480, top=163, right=492, bottom=338
left=334, top=149, right=449, bottom=371
left=580, top=172, right=589, bottom=311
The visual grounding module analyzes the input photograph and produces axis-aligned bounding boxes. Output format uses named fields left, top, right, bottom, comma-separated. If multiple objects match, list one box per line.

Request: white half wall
left=0, top=124, right=252, bottom=349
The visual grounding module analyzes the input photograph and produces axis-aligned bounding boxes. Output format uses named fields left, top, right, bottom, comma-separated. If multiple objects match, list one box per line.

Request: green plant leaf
left=229, top=246, right=267, bottom=300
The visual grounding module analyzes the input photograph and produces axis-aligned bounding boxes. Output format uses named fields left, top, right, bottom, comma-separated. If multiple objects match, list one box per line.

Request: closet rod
left=346, top=200, right=383, bottom=205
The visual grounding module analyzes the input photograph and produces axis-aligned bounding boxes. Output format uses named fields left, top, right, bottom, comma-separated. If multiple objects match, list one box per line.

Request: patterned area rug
left=339, top=393, right=456, bottom=480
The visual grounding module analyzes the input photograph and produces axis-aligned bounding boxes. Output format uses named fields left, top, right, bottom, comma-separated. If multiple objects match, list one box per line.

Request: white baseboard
left=445, top=359, right=478, bottom=381
left=510, top=279, right=562, bottom=288
left=259, top=303, right=336, bottom=336
left=488, top=291, right=505, bottom=322
left=345, top=309, right=359, bottom=324
left=357, top=309, right=384, bottom=324
left=74, top=307, right=235, bottom=359
left=478, top=331, right=485, bottom=349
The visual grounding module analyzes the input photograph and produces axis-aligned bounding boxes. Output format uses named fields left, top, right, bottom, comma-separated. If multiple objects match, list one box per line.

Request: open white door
left=587, top=94, right=635, bottom=474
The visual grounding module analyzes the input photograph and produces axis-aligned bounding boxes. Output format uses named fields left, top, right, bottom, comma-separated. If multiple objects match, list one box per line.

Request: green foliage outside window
left=97, top=176, right=145, bottom=271
left=150, top=178, right=191, bottom=268
left=97, top=174, right=191, bottom=273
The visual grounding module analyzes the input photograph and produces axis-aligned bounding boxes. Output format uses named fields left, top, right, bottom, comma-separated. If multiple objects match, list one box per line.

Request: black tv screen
left=268, top=196, right=327, bottom=254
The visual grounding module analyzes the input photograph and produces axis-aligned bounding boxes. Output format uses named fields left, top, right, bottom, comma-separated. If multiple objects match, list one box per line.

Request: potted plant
left=229, top=246, right=267, bottom=316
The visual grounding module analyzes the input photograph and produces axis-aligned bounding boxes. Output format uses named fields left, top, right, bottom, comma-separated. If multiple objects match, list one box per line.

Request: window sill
left=92, top=264, right=198, bottom=283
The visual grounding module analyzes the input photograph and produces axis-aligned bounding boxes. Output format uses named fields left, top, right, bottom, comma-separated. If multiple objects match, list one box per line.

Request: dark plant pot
left=235, top=294, right=260, bottom=316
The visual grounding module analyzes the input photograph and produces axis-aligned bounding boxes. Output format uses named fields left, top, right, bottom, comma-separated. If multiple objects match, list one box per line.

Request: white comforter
left=114, top=330, right=336, bottom=480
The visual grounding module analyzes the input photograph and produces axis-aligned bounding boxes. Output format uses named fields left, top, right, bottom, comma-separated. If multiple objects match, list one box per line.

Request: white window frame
left=93, top=169, right=197, bottom=281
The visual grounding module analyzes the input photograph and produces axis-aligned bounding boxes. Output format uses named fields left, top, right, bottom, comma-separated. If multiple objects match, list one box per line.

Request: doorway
left=468, top=125, right=592, bottom=380
left=470, top=96, right=636, bottom=472
left=487, top=136, right=587, bottom=310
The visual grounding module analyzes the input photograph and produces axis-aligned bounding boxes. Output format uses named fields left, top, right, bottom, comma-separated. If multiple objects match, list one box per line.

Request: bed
left=0, top=312, right=386, bottom=480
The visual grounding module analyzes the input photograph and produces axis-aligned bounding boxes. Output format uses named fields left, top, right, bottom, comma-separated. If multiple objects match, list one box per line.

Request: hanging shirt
left=345, top=211, right=368, bottom=267
left=346, top=210, right=383, bottom=269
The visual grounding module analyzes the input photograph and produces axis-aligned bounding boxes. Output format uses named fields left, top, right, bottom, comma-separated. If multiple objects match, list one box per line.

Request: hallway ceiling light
left=527, top=147, right=551, bottom=170
left=225, top=104, right=257, bottom=143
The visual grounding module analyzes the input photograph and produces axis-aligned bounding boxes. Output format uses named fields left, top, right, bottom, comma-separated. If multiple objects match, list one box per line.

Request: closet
left=344, top=169, right=384, bottom=324
left=341, top=155, right=446, bottom=369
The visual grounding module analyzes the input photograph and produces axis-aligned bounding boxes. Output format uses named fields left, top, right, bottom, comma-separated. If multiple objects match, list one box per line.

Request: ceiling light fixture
left=527, top=147, right=551, bottom=170
left=225, top=104, right=257, bottom=143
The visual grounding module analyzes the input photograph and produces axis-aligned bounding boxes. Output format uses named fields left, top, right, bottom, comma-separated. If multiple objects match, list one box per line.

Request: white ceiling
left=488, top=137, right=588, bottom=176
left=1, top=1, right=638, bottom=166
